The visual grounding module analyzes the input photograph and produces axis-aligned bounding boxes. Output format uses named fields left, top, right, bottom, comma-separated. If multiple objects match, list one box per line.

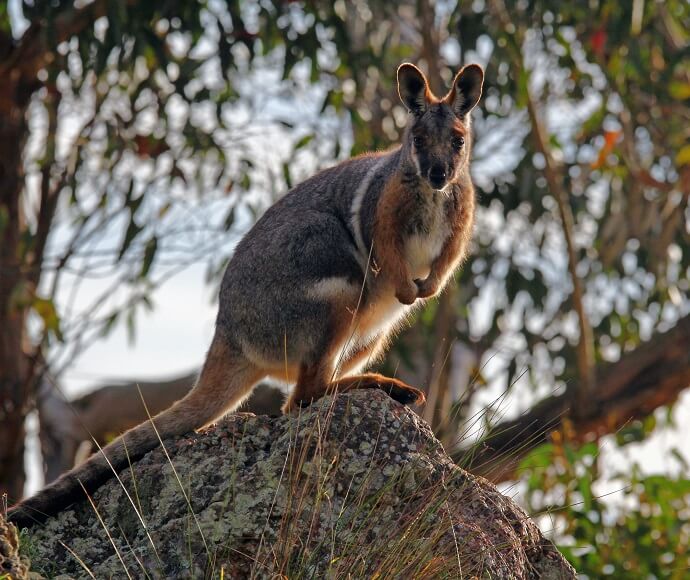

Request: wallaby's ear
left=397, top=63, right=430, bottom=115
left=446, top=64, right=484, bottom=118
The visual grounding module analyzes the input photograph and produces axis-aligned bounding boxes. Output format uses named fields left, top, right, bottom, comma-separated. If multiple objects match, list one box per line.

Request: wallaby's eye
left=452, top=136, right=465, bottom=151
left=413, top=136, right=423, bottom=148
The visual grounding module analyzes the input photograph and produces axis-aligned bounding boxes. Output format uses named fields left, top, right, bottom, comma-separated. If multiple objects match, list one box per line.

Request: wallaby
left=8, top=62, right=484, bottom=528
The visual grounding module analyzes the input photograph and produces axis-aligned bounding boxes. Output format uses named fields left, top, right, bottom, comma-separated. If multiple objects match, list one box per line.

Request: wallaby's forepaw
left=395, top=281, right=418, bottom=305
left=415, top=277, right=439, bottom=300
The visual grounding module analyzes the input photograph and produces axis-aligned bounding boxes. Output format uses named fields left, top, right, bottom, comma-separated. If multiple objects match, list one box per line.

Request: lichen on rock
left=13, top=390, right=575, bottom=579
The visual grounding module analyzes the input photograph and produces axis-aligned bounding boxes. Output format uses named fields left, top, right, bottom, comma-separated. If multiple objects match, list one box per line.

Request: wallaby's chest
left=347, top=193, right=455, bottom=352
left=403, top=197, right=452, bottom=280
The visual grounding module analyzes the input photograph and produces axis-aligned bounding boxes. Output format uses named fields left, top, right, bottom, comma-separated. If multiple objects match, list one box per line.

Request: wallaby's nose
left=428, top=165, right=447, bottom=189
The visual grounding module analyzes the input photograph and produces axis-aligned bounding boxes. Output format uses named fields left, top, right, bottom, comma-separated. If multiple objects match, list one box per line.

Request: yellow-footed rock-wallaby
left=9, top=62, right=484, bottom=527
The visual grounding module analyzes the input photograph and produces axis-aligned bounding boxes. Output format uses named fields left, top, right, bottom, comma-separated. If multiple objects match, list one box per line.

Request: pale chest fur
left=351, top=196, right=452, bottom=350
left=403, top=200, right=452, bottom=280
left=340, top=173, right=461, bottom=355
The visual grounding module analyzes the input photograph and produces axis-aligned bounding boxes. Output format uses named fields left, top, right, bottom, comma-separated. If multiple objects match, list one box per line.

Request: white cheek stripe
left=350, top=157, right=386, bottom=265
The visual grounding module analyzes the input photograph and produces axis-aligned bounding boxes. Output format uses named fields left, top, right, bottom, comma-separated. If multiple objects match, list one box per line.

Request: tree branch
left=488, top=0, right=596, bottom=416
left=28, top=92, right=62, bottom=288
left=0, top=0, right=114, bottom=82
left=523, top=93, right=596, bottom=416
left=454, top=313, right=690, bottom=482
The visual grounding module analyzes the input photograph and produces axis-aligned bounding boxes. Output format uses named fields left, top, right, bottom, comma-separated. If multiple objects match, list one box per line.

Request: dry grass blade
left=58, top=540, right=97, bottom=580
left=33, top=375, right=162, bottom=563
left=135, top=384, right=211, bottom=559
left=78, top=481, right=132, bottom=580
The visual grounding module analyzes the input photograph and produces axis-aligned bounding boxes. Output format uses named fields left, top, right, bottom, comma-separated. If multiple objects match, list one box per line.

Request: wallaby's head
left=397, top=62, right=484, bottom=191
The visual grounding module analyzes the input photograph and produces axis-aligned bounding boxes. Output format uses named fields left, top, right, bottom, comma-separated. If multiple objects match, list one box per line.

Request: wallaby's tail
left=8, top=335, right=261, bottom=528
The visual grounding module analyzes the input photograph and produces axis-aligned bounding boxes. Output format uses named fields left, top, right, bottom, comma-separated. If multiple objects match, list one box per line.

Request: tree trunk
left=0, top=1, right=108, bottom=501
left=0, top=74, right=33, bottom=502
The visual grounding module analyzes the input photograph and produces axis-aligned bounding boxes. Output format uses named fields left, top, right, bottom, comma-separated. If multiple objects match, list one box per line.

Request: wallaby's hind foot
left=284, top=373, right=425, bottom=412
left=333, top=373, right=426, bottom=406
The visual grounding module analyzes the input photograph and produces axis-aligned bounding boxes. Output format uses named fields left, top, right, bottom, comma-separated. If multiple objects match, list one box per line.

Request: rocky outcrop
left=11, top=390, right=575, bottom=578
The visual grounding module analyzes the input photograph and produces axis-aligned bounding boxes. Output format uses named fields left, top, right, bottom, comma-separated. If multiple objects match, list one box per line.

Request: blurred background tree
left=1, top=0, right=688, bottom=573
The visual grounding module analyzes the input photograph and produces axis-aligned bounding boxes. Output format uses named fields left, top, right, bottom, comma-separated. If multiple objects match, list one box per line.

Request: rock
left=19, top=390, right=575, bottom=578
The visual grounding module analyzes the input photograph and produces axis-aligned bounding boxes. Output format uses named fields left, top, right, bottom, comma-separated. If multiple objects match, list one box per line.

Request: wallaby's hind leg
left=338, top=336, right=388, bottom=375
left=282, top=314, right=352, bottom=412
left=285, top=365, right=425, bottom=412
left=339, top=337, right=425, bottom=405
left=284, top=357, right=335, bottom=413
left=284, top=334, right=425, bottom=412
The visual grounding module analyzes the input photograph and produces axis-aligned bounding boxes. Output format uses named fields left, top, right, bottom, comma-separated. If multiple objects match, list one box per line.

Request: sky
left=58, top=264, right=217, bottom=395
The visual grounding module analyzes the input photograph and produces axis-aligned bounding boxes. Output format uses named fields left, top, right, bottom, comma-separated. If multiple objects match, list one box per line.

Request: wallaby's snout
left=428, top=163, right=448, bottom=190
left=414, top=132, right=460, bottom=192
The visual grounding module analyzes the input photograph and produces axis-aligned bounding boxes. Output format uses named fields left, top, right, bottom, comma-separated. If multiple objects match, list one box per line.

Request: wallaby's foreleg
left=373, top=178, right=418, bottom=305
left=416, top=203, right=474, bottom=299
left=8, top=335, right=263, bottom=528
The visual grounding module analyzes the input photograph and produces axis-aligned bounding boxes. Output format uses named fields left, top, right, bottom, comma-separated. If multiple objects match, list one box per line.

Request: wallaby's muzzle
left=428, top=164, right=447, bottom=190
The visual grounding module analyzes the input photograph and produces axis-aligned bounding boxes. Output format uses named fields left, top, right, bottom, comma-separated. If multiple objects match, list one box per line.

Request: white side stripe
left=350, top=157, right=386, bottom=265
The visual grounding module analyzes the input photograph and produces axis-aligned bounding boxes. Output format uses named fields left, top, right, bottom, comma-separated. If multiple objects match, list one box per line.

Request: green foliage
left=521, top=439, right=690, bottom=577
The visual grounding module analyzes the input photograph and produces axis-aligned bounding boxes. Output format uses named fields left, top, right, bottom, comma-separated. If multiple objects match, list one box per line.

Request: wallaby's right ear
left=397, top=63, right=430, bottom=115
left=446, top=64, right=484, bottom=118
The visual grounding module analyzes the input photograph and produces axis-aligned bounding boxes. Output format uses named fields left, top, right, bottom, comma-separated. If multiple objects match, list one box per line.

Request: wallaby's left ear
left=446, top=64, right=484, bottom=118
